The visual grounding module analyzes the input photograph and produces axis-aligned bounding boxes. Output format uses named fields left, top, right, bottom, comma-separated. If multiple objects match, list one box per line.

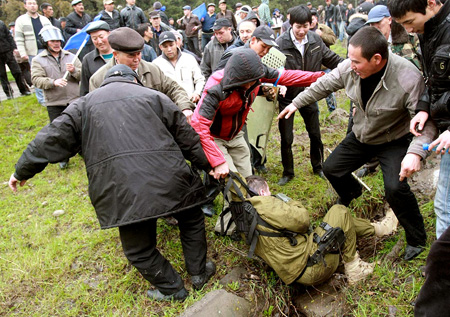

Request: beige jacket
left=31, top=49, right=81, bottom=106
left=15, top=13, right=51, bottom=57
left=292, top=52, right=437, bottom=159
left=89, top=58, right=194, bottom=111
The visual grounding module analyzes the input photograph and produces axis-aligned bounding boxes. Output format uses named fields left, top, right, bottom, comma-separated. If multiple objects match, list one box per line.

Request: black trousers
left=118, top=207, right=207, bottom=295
left=186, top=36, right=202, bottom=58
left=323, top=132, right=426, bottom=247
left=278, top=102, right=324, bottom=176
left=0, top=51, right=29, bottom=97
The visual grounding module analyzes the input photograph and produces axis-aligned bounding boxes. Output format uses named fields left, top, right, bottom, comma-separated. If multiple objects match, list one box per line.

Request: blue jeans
left=201, top=33, right=213, bottom=51
left=435, top=153, right=450, bottom=238
left=324, top=69, right=337, bottom=112
left=29, top=50, right=45, bottom=105
left=338, top=21, right=346, bottom=41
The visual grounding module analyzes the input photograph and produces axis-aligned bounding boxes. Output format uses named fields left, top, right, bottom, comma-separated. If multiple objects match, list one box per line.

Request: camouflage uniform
left=391, top=33, right=421, bottom=71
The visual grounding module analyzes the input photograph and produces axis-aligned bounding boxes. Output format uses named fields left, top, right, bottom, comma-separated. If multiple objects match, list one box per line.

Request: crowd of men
left=4, top=0, right=450, bottom=313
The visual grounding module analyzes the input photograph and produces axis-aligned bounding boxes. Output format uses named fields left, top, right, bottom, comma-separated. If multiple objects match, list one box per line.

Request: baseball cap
left=252, top=25, right=278, bottom=47
left=159, top=31, right=176, bottom=44
left=207, top=3, right=215, bottom=7
left=182, top=5, right=191, bottom=10
left=366, top=5, right=391, bottom=24
left=103, top=0, right=114, bottom=4
left=71, top=0, right=82, bottom=5
left=149, top=10, right=160, bottom=18
left=213, top=18, right=232, bottom=30
left=219, top=0, right=226, bottom=4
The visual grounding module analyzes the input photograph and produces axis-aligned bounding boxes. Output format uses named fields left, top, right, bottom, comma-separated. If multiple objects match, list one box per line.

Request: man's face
left=214, top=27, right=232, bottom=44
left=292, top=22, right=310, bottom=41
left=90, top=30, right=111, bottom=53
left=47, top=40, right=61, bottom=53
left=175, top=37, right=183, bottom=48
left=151, top=17, right=161, bottom=28
left=61, top=21, right=66, bottom=29
left=348, top=44, right=380, bottom=79
left=240, top=11, right=248, bottom=19
left=370, top=17, right=391, bottom=40
left=394, top=10, right=433, bottom=34
left=219, top=3, right=226, bottom=11
left=144, top=26, right=153, bottom=38
left=183, top=9, right=191, bottom=15
left=208, top=6, right=215, bottom=14
left=239, top=21, right=256, bottom=43
left=114, top=51, right=141, bottom=70
left=310, top=15, right=318, bottom=28
left=73, top=3, right=84, bottom=14
left=250, top=38, right=271, bottom=58
left=326, top=0, right=331, bottom=5
left=339, top=0, right=343, bottom=5
left=126, top=0, right=135, bottom=6
left=104, top=2, right=115, bottom=11
left=43, top=6, right=54, bottom=18
left=24, top=0, right=38, bottom=14
left=160, top=41, right=178, bottom=60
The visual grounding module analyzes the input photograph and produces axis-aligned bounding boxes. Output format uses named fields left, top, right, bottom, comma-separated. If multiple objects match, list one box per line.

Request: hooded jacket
left=13, top=76, right=210, bottom=229
left=258, top=0, right=271, bottom=26
left=191, top=48, right=323, bottom=168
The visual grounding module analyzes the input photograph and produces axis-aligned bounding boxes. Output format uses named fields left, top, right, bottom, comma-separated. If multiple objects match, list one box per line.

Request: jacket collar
left=41, top=49, right=70, bottom=57
left=282, top=28, right=317, bottom=49
left=424, top=0, right=450, bottom=33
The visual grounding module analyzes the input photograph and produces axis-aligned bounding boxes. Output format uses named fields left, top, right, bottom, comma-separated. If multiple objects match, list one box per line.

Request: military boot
left=371, top=208, right=398, bottom=237
left=191, top=260, right=216, bottom=290
left=344, top=252, right=374, bottom=285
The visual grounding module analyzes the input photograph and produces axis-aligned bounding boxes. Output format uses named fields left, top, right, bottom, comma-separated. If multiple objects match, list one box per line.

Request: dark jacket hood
left=222, top=48, right=265, bottom=91
left=243, top=11, right=261, bottom=27
left=391, top=20, right=409, bottom=44
left=346, top=13, right=368, bottom=36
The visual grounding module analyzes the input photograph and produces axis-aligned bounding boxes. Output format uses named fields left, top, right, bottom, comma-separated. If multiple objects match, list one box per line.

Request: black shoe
left=335, top=197, right=350, bottom=207
left=191, top=260, right=216, bottom=290
left=404, top=245, right=424, bottom=261
left=201, top=203, right=216, bottom=217
left=278, top=175, right=294, bottom=186
left=255, top=165, right=268, bottom=174
left=21, top=91, right=31, bottom=96
left=59, top=162, right=68, bottom=169
left=147, top=287, right=188, bottom=301
left=314, top=170, right=326, bottom=180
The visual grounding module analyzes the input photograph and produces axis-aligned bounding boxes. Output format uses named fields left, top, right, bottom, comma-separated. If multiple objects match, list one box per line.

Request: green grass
left=0, top=46, right=436, bottom=315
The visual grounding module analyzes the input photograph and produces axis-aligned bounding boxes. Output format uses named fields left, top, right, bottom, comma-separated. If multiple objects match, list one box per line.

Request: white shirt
left=290, top=29, right=308, bottom=56
left=153, top=50, right=205, bottom=97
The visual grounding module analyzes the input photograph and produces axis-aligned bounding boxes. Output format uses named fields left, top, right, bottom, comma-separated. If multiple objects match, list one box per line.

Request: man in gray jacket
left=278, top=27, right=436, bottom=261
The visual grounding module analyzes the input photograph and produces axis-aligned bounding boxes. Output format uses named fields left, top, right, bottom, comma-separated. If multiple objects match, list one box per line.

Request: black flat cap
left=86, top=21, right=110, bottom=34
left=108, top=27, right=144, bottom=53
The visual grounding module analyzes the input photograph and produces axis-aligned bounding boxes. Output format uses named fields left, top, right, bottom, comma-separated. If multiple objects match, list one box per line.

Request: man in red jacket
left=191, top=48, right=323, bottom=180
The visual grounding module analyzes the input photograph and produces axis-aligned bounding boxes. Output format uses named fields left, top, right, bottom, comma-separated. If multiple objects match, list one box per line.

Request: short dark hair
left=289, top=5, right=312, bottom=25
left=136, top=23, right=151, bottom=37
left=349, top=27, right=389, bottom=60
left=40, top=2, right=52, bottom=10
left=246, top=175, right=268, bottom=194
left=387, top=0, right=441, bottom=19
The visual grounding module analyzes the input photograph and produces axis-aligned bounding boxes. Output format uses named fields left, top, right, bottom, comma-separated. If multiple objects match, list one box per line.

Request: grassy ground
left=0, top=43, right=435, bottom=316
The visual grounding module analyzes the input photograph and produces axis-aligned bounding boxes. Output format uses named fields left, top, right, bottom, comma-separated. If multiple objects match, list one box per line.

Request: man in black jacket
left=65, top=0, right=93, bottom=60
left=276, top=5, right=343, bottom=185
left=99, top=0, right=121, bottom=30
left=0, top=20, right=30, bottom=99
left=40, top=3, right=62, bottom=30
left=120, top=0, right=147, bottom=30
left=8, top=64, right=215, bottom=302
left=325, top=0, right=336, bottom=35
left=388, top=0, right=450, bottom=241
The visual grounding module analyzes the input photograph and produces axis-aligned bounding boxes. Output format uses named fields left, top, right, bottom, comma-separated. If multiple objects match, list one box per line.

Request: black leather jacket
left=416, top=0, right=450, bottom=131
left=119, top=5, right=147, bottom=30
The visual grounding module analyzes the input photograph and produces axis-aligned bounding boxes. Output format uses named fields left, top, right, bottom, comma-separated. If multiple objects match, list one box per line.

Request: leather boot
left=344, top=252, right=374, bottom=285
left=371, top=208, right=398, bottom=237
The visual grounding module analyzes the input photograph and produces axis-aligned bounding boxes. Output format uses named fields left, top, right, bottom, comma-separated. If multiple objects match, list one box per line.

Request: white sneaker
left=372, top=208, right=398, bottom=237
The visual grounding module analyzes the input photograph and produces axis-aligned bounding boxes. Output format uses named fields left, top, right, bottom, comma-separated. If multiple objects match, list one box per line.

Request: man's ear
left=372, top=53, right=383, bottom=65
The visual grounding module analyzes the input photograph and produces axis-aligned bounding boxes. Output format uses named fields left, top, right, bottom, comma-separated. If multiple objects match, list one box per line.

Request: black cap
left=212, top=18, right=232, bottom=30
left=86, top=21, right=110, bottom=34
left=106, top=64, right=140, bottom=83
left=159, top=31, right=176, bottom=44
left=252, top=25, right=278, bottom=47
left=108, top=27, right=144, bottom=53
left=149, top=10, right=160, bottom=18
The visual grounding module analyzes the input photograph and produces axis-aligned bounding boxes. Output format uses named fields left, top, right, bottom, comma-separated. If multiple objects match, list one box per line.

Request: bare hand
left=190, top=94, right=200, bottom=103
left=278, top=85, right=287, bottom=97
left=54, top=78, right=68, bottom=87
left=213, top=162, right=229, bottom=179
left=182, top=109, right=193, bottom=124
left=9, top=174, right=27, bottom=193
left=261, top=86, right=276, bottom=100
left=399, top=153, right=421, bottom=181
left=22, top=54, right=29, bottom=60
left=429, top=130, right=450, bottom=154
left=410, top=111, right=428, bottom=137
left=277, top=104, right=297, bottom=120
left=76, top=29, right=81, bottom=33
left=66, top=63, right=75, bottom=73
left=315, top=29, right=323, bottom=36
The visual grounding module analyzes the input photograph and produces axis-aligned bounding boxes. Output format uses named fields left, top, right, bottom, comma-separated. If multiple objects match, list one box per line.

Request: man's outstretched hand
left=9, top=174, right=27, bottom=193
